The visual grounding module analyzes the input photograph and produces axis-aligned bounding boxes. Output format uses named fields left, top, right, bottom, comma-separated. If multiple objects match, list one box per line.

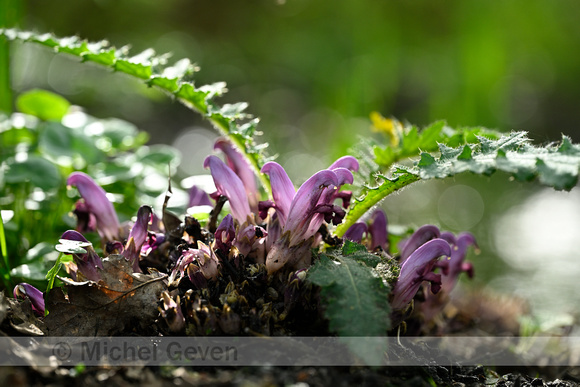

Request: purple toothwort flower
left=169, top=241, right=220, bottom=288
left=13, top=283, right=45, bottom=316
left=159, top=291, right=185, bottom=333
left=214, top=138, right=259, bottom=213
left=141, top=232, right=166, bottom=256
left=234, top=223, right=268, bottom=258
left=188, top=185, right=213, bottom=208
left=439, top=232, right=478, bottom=294
left=122, top=205, right=152, bottom=273
left=343, top=222, right=368, bottom=244
left=343, top=209, right=389, bottom=251
left=368, top=209, right=389, bottom=251
left=260, top=156, right=358, bottom=274
left=398, top=224, right=441, bottom=263
left=60, top=230, right=103, bottom=281
left=214, top=214, right=236, bottom=255
left=204, top=155, right=268, bottom=260
left=391, top=238, right=451, bottom=310
left=67, top=172, right=120, bottom=242
left=204, top=155, right=252, bottom=224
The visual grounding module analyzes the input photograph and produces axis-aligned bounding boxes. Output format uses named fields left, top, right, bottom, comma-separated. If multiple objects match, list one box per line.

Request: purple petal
left=188, top=185, right=213, bottom=208
left=440, top=232, right=478, bottom=293
left=67, top=172, right=120, bottom=242
left=214, top=214, right=236, bottom=253
left=258, top=200, right=276, bottom=220
left=265, top=212, right=282, bottom=253
left=214, top=138, right=259, bottom=210
left=392, top=238, right=451, bottom=310
left=160, top=291, right=185, bottom=332
left=261, top=161, right=296, bottom=225
left=439, top=231, right=457, bottom=245
left=122, top=206, right=152, bottom=273
left=60, top=230, right=103, bottom=281
left=234, top=224, right=268, bottom=257
left=13, top=283, right=45, bottom=316
left=329, top=155, right=359, bottom=172
left=344, top=222, right=367, bottom=243
left=284, top=170, right=338, bottom=245
left=399, top=224, right=441, bottom=262
left=368, top=209, right=388, bottom=251
left=72, top=201, right=97, bottom=234
left=331, top=167, right=354, bottom=187
left=128, top=206, right=152, bottom=252
left=141, top=232, right=165, bottom=256
left=195, top=241, right=220, bottom=280
left=61, top=229, right=89, bottom=243
left=204, top=155, right=252, bottom=223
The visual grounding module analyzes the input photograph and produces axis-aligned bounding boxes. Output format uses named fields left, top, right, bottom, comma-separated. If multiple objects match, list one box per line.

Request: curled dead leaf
left=44, top=254, right=167, bottom=336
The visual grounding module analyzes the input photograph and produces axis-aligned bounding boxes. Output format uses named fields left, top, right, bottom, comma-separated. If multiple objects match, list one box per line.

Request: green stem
left=0, top=211, right=12, bottom=290
left=334, top=172, right=421, bottom=238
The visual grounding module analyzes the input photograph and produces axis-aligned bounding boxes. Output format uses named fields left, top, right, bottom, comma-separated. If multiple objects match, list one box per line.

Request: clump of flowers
left=12, top=138, right=478, bottom=336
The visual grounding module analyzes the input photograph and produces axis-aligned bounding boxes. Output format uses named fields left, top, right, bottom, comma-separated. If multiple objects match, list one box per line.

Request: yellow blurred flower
left=370, top=111, right=401, bottom=147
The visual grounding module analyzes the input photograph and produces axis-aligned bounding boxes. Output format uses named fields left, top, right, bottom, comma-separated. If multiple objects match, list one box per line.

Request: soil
left=1, top=364, right=579, bottom=386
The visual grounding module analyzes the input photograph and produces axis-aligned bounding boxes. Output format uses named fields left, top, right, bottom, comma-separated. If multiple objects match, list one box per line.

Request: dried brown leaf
left=45, top=254, right=167, bottom=336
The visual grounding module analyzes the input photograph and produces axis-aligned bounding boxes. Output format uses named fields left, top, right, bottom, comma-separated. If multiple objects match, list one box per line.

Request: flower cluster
left=13, top=136, right=478, bottom=333
left=392, top=224, right=478, bottom=314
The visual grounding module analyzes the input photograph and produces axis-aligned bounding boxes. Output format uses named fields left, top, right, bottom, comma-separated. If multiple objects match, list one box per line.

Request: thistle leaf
left=344, top=129, right=580, bottom=238
left=335, top=171, right=420, bottom=238
left=308, top=243, right=391, bottom=336
left=415, top=132, right=580, bottom=190
left=308, top=242, right=391, bottom=362
left=0, top=29, right=271, bottom=193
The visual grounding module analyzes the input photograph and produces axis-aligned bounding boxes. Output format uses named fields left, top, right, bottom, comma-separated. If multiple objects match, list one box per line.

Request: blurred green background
left=3, top=0, right=580, bottom=322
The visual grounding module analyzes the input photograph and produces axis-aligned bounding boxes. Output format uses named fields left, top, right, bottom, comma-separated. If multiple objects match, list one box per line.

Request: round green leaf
left=39, top=122, right=75, bottom=159
left=16, top=89, right=71, bottom=121
left=5, top=155, right=62, bottom=190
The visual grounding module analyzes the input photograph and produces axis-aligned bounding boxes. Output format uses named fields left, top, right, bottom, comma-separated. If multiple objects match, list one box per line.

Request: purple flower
left=391, top=238, right=451, bottom=310
left=122, top=205, right=152, bottom=273
left=204, top=155, right=252, bottom=224
left=343, top=222, right=367, bottom=243
left=60, top=230, right=103, bottom=281
left=188, top=185, right=213, bottom=208
left=261, top=157, right=358, bottom=274
left=368, top=209, right=389, bottom=251
left=72, top=200, right=97, bottom=235
left=214, top=138, right=259, bottom=212
left=13, top=283, right=45, bottom=316
left=233, top=223, right=268, bottom=258
left=214, top=214, right=235, bottom=254
left=439, top=232, right=478, bottom=294
left=159, top=291, right=185, bottom=333
left=398, top=224, right=441, bottom=263
left=67, top=172, right=120, bottom=242
left=141, top=232, right=166, bottom=256
left=343, top=209, right=389, bottom=251
left=169, top=241, right=220, bottom=287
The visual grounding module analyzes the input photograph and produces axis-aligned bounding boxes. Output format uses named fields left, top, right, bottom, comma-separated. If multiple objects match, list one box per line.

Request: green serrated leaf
left=457, top=145, right=472, bottom=160
left=414, top=131, right=580, bottom=190
left=417, top=120, right=445, bottom=150
left=308, top=253, right=391, bottom=337
left=0, top=29, right=272, bottom=193
left=335, top=172, right=420, bottom=238
left=418, top=152, right=436, bottom=167
left=341, top=240, right=368, bottom=255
